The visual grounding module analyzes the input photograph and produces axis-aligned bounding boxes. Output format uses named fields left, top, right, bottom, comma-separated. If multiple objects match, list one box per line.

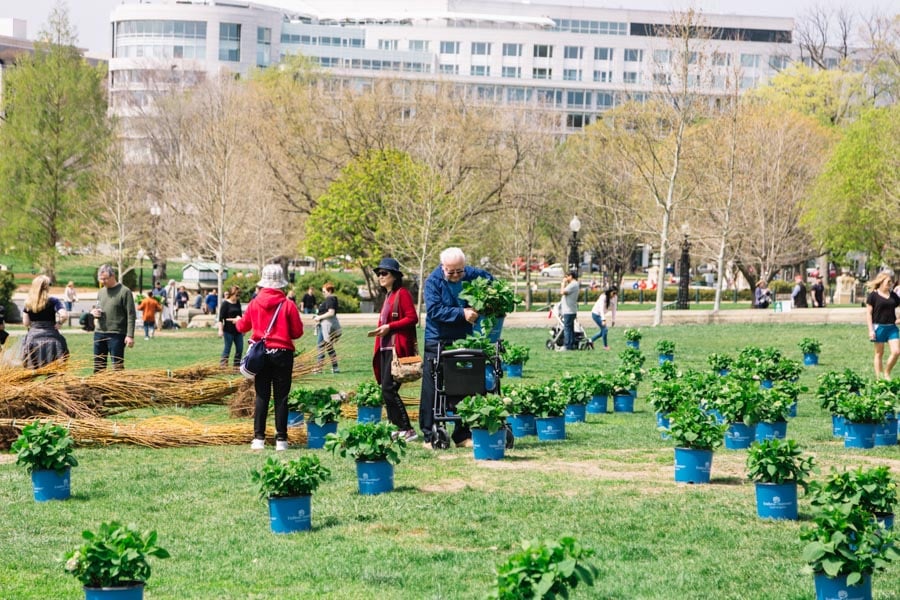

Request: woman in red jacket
left=371, top=258, right=419, bottom=442
left=236, top=264, right=303, bottom=451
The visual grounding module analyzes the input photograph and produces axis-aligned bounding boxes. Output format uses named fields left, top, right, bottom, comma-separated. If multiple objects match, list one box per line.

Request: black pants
left=253, top=350, right=293, bottom=441
left=418, top=341, right=470, bottom=444
left=379, top=350, right=412, bottom=431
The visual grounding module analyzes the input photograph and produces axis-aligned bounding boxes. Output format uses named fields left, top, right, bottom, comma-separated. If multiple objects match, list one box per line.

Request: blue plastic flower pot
left=875, top=512, right=894, bottom=530
left=587, top=395, right=608, bottom=414
left=755, top=421, right=787, bottom=443
left=844, top=422, right=876, bottom=449
left=31, top=468, right=71, bottom=502
left=504, top=363, right=523, bottom=378
left=474, top=315, right=504, bottom=343
left=832, top=414, right=845, bottom=438
left=658, top=354, right=673, bottom=365
left=565, top=403, right=586, bottom=423
left=357, top=406, right=382, bottom=424
left=287, top=411, right=304, bottom=427
left=813, top=573, right=871, bottom=600
left=674, top=448, right=712, bottom=484
left=705, top=407, right=725, bottom=424
left=788, top=402, right=798, bottom=418
left=84, top=583, right=144, bottom=600
left=755, top=482, right=798, bottom=520
left=535, top=416, right=566, bottom=441
left=803, top=353, right=819, bottom=366
left=507, top=414, right=536, bottom=437
left=874, top=416, right=898, bottom=446
left=267, top=495, right=312, bottom=534
left=718, top=369, right=730, bottom=377
left=356, top=460, right=394, bottom=495
left=760, top=379, right=774, bottom=389
left=613, top=394, right=634, bottom=413
left=724, top=422, right=754, bottom=450
left=485, top=365, right=497, bottom=393
left=626, top=340, right=640, bottom=349
left=306, top=421, right=338, bottom=449
left=472, top=428, right=506, bottom=460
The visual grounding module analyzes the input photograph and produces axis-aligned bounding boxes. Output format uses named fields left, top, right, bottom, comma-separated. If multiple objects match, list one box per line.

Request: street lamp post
left=568, top=215, right=581, bottom=278
left=137, top=249, right=146, bottom=295
left=676, top=224, right=691, bottom=310
left=150, top=205, right=161, bottom=285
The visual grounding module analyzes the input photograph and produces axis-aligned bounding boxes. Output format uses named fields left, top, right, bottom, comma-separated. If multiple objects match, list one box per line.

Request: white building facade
left=109, top=0, right=797, bottom=127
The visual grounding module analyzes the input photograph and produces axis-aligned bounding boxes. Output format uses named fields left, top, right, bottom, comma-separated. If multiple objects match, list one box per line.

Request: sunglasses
left=375, top=270, right=391, bottom=277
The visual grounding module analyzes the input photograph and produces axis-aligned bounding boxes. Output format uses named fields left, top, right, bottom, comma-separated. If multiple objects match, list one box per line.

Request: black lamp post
left=568, top=215, right=581, bottom=277
left=137, top=249, right=145, bottom=294
left=150, top=205, right=161, bottom=285
left=676, top=224, right=691, bottom=310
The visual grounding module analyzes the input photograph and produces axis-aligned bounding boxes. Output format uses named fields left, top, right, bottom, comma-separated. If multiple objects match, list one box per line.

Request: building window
left=769, top=55, right=790, bottom=70
left=563, top=69, right=581, bottom=81
left=502, top=43, right=522, bottom=57
left=624, top=49, right=643, bottom=62
left=507, top=87, right=532, bottom=103
left=653, top=49, right=670, bottom=64
left=532, top=67, right=552, bottom=79
left=653, top=72, right=671, bottom=85
left=593, top=70, right=613, bottom=82
left=567, top=90, right=590, bottom=107
left=409, top=40, right=429, bottom=52
left=536, top=89, right=562, bottom=106
left=219, top=23, right=241, bottom=62
left=379, top=39, right=398, bottom=51
left=440, top=41, right=460, bottom=54
left=740, top=75, right=757, bottom=89
left=564, top=46, right=583, bottom=60
left=470, top=65, right=490, bottom=76
left=256, top=27, right=271, bottom=67
left=712, top=52, right=731, bottom=66
left=623, top=71, right=639, bottom=84
left=533, top=44, right=553, bottom=58
left=439, top=64, right=459, bottom=75
left=471, top=42, right=491, bottom=55
left=594, top=47, right=613, bottom=61
left=566, top=114, right=588, bottom=129
left=740, top=53, right=760, bottom=68
left=596, top=92, right=615, bottom=108
left=501, top=66, right=521, bottom=78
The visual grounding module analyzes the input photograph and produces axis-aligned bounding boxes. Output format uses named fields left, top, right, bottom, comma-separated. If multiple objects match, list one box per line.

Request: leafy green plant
left=583, top=373, right=613, bottom=397
left=11, top=421, right=78, bottom=474
left=707, top=353, right=734, bottom=372
left=611, top=368, right=640, bottom=395
left=664, top=402, right=726, bottom=450
left=501, top=342, right=530, bottom=366
left=706, top=378, right=761, bottom=426
left=618, top=346, right=646, bottom=369
left=287, top=387, right=343, bottom=425
left=503, top=385, right=537, bottom=416
left=63, top=521, right=170, bottom=588
left=815, top=369, right=866, bottom=413
left=746, top=439, right=815, bottom=489
left=489, top=537, right=598, bottom=600
left=623, top=328, right=642, bottom=342
left=649, top=360, right=681, bottom=382
left=750, top=387, right=793, bottom=424
left=647, top=379, right=692, bottom=415
left=559, top=374, right=592, bottom=405
left=771, top=358, right=803, bottom=382
left=530, top=382, right=568, bottom=418
left=250, top=455, right=331, bottom=499
left=655, top=340, right=675, bottom=355
left=799, top=338, right=822, bottom=355
left=459, top=277, right=522, bottom=318
left=351, top=381, right=383, bottom=407
left=834, top=389, right=892, bottom=424
left=455, top=394, right=510, bottom=434
left=801, top=502, right=898, bottom=585
left=809, top=467, right=898, bottom=516
left=325, top=421, right=406, bottom=464
left=448, top=331, right=497, bottom=358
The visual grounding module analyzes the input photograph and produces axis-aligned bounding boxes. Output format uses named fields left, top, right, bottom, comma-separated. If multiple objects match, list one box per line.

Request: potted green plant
left=655, top=339, right=675, bottom=364
left=834, top=389, right=892, bottom=449
left=456, top=394, right=511, bottom=460
left=707, top=353, right=734, bottom=375
left=799, top=337, right=822, bottom=366
left=647, top=378, right=691, bottom=435
left=584, top=373, right=613, bottom=414
left=489, top=537, right=598, bottom=600
left=290, top=387, right=343, bottom=448
left=11, top=421, right=78, bottom=502
left=504, top=385, right=538, bottom=437
left=250, top=455, right=331, bottom=533
left=664, top=402, right=726, bottom=484
left=870, top=379, right=900, bottom=446
left=816, top=369, right=866, bottom=437
left=531, top=382, right=568, bottom=441
left=801, top=502, right=898, bottom=599
left=623, top=328, right=642, bottom=348
left=325, top=421, right=406, bottom=495
left=750, top=387, right=793, bottom=442
left=559, top=374, right=591, bottom=423
left=809, top=466, right=897, bottom=527
left=611, top=364, right=642, bottom=413
left=459, top=276, right=522, bottom=341
left=709, top=379, right=762, bottom=450
left=64, top=521, right=170, bottom=599
left=352, top=381, right=383, bottom=423
left=746, top=438, right=815, bottom=520
left=500, top=342, right=530, bottom=378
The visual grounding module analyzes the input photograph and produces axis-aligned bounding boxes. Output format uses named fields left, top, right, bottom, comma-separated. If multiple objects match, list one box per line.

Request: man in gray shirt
left=91, top=264, right=137, bottom=372
left=560, top=270, right=580, bottom=350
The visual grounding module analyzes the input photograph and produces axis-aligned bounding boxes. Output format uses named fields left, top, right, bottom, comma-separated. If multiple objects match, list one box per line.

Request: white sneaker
left=250, top=439, right=265, bottom=450
left=402, top=430, right=419, bottom=443
left=275, top=440, right=289, bottom=451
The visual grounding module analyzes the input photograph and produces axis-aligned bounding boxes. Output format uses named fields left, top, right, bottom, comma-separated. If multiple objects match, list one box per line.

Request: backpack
left=79, top=312, right=95, bottom=332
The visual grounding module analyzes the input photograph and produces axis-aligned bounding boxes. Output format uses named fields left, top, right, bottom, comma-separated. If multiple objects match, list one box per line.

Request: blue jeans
left=221, top=331, right=244, bottom=367
left=562, top=313, right=576, bottom=350
left=253, top=350, right=293, bottom=441
left=590, top=313, right=608, bottom=346
left=142, top=320, right=155, bottom=338
left=93, top=332, right=126, bottom=372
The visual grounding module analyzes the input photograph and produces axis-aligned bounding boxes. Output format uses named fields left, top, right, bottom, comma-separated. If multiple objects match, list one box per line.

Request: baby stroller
left=428, top=343, right=514, bottom=450
left=545, top=302, right=593, bottom=351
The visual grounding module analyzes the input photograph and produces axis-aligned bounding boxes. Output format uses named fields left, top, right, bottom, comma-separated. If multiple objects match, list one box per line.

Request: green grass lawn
left=2, top=323, right=898, bottom=599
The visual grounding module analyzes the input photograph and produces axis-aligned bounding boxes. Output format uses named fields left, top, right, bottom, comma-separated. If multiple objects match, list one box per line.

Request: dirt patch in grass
left=0, top=454, right=15, bottom=465
left=420, top=478, right=471, bottom=493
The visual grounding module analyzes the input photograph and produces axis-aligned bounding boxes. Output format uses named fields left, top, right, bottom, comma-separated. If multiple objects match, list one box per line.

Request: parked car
left=511, top=257, right=546, bottom=273
left=540, top=263, right=565, bottom=277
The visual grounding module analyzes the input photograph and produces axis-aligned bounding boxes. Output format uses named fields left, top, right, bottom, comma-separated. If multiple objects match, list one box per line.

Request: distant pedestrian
left=218, top=285, right=244, bottom=369
left=560, top=270, right=580, bottom=351
left=865, top=272, right=900, bottom=380
left=590, top=288, right=617, bottom=350
left=22, top=275, right=69, bottom=368
left=175, top=286, right=189, bottom=309
left=754, top=281, right=772, bottom=309
left=811, top=277, right=825, bottom=308
left=64, top=281, right=78, bottom=312
left=313, top=282, right=342, bottom=373
left=205, top=289, right=218, bottom=315
left=92, top=265, right=136, bottom=372
left=791, top=274, right=809, bottom=308
left=301, top=286, right=317, bottom=314
left=137, top=293, right=161, bottom=339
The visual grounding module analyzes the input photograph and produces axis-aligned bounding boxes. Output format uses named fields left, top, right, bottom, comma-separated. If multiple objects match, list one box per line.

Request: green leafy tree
left=0, top=4, right=110, bottom=281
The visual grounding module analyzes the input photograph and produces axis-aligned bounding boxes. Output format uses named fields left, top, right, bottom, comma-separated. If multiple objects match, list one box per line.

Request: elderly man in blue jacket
left=419, top=247, right=493, bottom=448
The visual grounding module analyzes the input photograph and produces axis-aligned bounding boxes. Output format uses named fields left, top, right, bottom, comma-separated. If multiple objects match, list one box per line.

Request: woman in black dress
left=21, top=276, right=69, bottom=369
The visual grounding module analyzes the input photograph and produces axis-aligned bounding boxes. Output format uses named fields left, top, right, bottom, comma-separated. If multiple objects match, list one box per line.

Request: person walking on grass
left=137, top=293, right=161, bottom=340
left=560, top=270, right=580, bottom=351
left=218, top=285, right=244, bottom=369
left=865, top=272, right=900, bottom=380
left=313, top=282, right=342, bottom=373
left=236, top=264, right=303, bottom=451
left=590, top=287, right=617, bottom=350
left=92, top=265, right=137, bottom=372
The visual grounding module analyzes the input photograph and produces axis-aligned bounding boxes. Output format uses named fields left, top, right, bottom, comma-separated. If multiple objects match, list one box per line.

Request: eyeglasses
left=443, top=267, right=465, bottom=276
left=375, top=270, right=390, bottom=277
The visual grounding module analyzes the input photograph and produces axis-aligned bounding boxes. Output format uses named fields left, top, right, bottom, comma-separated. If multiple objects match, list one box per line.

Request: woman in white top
left=590, top=288, right=617, bottom=349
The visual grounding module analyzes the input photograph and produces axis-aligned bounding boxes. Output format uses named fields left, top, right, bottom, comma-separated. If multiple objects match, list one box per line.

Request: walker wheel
left=545, top=339, right=555, bottom=350
left=435, top=428, right=451, bottom=450
left=504, top=425, right=515, bottom=449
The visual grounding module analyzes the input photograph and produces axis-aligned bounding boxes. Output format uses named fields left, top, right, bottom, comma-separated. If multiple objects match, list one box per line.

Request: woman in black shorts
left=865, top=272, right=900, bottom=379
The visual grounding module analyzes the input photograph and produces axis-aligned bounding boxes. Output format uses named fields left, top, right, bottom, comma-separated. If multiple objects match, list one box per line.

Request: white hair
left=440, top=247, right=466, bottom=266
